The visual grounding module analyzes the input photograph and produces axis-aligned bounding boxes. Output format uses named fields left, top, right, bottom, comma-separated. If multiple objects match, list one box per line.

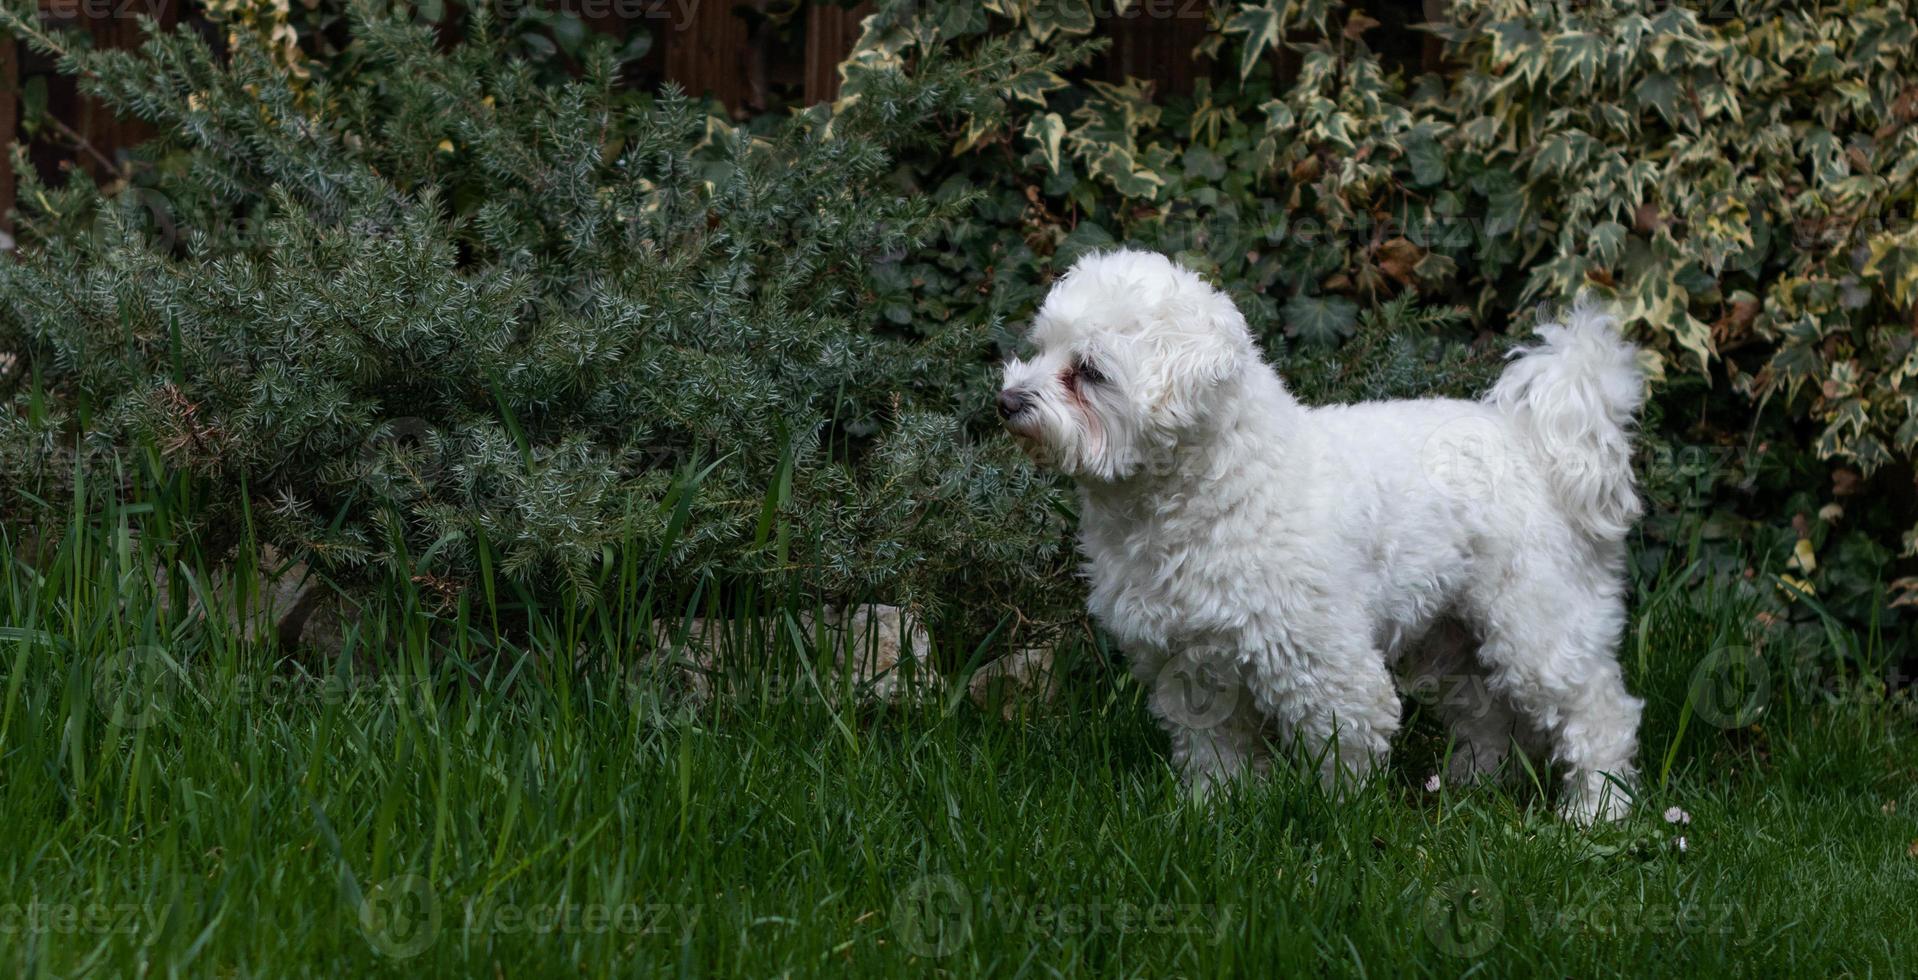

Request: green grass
left=2, top=496, right=1915, bottom=977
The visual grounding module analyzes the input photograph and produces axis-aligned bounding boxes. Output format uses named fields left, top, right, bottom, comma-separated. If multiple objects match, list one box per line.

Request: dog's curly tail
left=1488, top=296, right=1646, bottom=543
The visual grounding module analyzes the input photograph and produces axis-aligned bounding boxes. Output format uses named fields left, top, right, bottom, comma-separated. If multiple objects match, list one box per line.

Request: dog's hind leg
left=1402, top=619, right=1540, bottom=784
left=1467, top=575, right=1642, bottom=824
left=1434, top=679, right=1555, bottom=787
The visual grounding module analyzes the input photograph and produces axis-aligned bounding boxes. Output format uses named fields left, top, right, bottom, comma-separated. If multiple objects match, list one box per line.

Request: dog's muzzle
left=997, top=386, right=1049, bottom=463
left=997, top=388, right=1031, bottom=421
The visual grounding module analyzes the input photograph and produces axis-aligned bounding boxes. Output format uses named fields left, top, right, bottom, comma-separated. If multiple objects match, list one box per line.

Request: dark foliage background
left=0, top=0, right=1911, bottom=659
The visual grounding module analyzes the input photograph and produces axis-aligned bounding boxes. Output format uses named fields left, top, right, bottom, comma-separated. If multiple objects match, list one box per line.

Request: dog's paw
left=1557, top=774, right=1634, bottom=825
left=1181, top=766, right=1226, bottom=802
left=1442, top=744, right=1512, bottom=786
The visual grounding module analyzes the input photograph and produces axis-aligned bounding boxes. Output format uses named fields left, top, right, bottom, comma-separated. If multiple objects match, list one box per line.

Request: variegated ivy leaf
left=1259, top=99, right=1295, bottom=133
left=1529, top=130, right=1593, bottom=178
left=953, top=110, right=1002, bottom=156
left=1282, top=294, right=1358, bottom=348
left=1672, top=312, right=1714, bottom=376
left=1635, top=348, right=1668, bottom=385
left=1850, top=434, right=1892, bottom=474
left=1694, top=196, right=1754, bottom=275
left=1311, top=111, right=1355, bottom=153
left=1025, top=0, right=1094, bottom=43
left=1631, top=73, right=1680, bottom=126
left=1547, top=31, right=1603, bottom=89
left=1069, top=78, right=1162, bottom=149
left=1484, top=185, right=1527, bottom=239
left=981, top=0, right=1022, bottom=24
left=1458, top=115, right=1501, bottom=147
left=1589, top=220, right=1626, bottom=268
left=1802, top=128, right=1847, bottom=185
left=1893, top=349, right=1918, bottom=391
left=1828, top=359, right=1863, bottom=401
left=1864, top=226, right=1918, bottom=308
left=1402, top=133, right=1445, bottom=186
left=1025, top=112, right=1067, bottom=174
left=935, top=2, right=990, bottom=37
left=1414, top=251, right=1457, bottom=288
left=1490, top=20, right=1543, bottom=65
left=1896, top=410, right=1918, bottom=455
left=1188, top=83, right=1233, bottom=146
left=1005, top=70, right=1068, bottom=107
left=1697, top=75, right=1742, bottom=124
left=1768, top=337, right=1822, bottom=398
left=1086, top=145, right=1164, bottom=199
left=1224, top=3, right=1283, bottom=82
left=1623, top=274, right=1713, bottom=374
left=1819, top=424, right=1890, bottom=474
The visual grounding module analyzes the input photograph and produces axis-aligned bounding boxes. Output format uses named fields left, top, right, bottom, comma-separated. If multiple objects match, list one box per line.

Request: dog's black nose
left=997, top=389, right=1030, bottom=420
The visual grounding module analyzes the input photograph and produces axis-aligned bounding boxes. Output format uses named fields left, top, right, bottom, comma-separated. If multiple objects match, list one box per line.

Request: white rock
left=150, top=544, right=356, bottom=655
left=967, top=646, right=1063, bottom=719
left=648, top=604, right=942, bottom=707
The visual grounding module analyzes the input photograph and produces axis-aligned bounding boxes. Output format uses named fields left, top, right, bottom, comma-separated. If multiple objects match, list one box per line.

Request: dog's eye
left=1073, top=357, right=1107, bottom=387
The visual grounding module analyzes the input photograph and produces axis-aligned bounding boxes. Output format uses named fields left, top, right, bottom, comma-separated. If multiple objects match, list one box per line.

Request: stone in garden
left=967, top=646, right=1063, bottom=720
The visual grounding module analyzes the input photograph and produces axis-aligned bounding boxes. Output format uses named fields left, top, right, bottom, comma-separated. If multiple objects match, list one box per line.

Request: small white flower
left=1662, top=806, right=1692, bottom=825
left=1674, top=835, right=1689, bottom=853
left=1424, top=774, right=1442, bottom=793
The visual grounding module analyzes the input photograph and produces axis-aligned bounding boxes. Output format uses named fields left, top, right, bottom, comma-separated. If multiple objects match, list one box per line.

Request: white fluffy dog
left=998, top=249, right=1646, bottom=823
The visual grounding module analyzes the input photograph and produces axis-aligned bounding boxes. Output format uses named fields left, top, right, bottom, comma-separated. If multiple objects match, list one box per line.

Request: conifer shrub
left=0, top=0, right=1083, bottom=634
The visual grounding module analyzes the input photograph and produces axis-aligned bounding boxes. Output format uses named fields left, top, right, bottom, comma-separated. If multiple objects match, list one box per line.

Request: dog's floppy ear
left=1139, top=290, right=1254, bottom=429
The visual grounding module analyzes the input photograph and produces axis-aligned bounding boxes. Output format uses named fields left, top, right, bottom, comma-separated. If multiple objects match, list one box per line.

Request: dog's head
left=998, top=249, right=1255, bottom=481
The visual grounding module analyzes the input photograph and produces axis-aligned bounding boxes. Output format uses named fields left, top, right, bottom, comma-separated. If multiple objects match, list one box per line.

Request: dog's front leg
left=1144, top=651, right=1265, bottom=796
left=1244, top=640, right=1402, bottom=796
left=1163, top=715, right=1268, bottom=797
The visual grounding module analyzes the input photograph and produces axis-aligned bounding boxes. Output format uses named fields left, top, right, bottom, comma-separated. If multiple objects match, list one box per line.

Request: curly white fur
left=999, top=249, right=1646, bottom=823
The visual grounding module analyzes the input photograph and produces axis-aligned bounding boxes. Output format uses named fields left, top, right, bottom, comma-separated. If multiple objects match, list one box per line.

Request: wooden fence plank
left=1, top=35, right=15, bottom=234
left=660, top=0, right=751, bottom=113
left=1104, top=0, right=1213, bottom=96
left=803, top=1, right=867, bottom=105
